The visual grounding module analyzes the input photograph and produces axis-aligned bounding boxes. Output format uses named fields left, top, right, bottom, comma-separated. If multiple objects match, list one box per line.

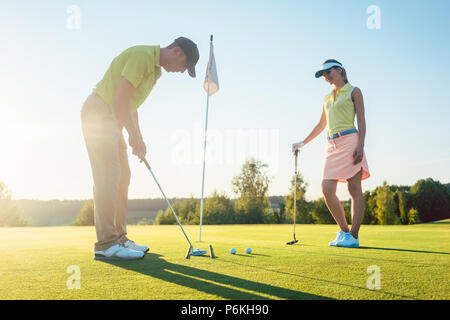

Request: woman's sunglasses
left=324, top=68, right=334, bottom=76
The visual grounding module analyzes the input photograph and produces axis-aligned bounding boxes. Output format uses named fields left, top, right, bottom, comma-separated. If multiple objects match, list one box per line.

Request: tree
left=232, top=158, right=271, bottom=224
left=72, top=199, right=94, bottom=226
left=0, top=182, right=28, bottom=227
left=409, top=178, right=450, bottom=222
left=285, top=172, right=313, bottom=224
left=408, top=208, right=421, bottom=225
left=396, top=190, right=409, bottom=225
left=363, top=191, right=378, bottom=224
left=375, top=182, right=400, bottom=225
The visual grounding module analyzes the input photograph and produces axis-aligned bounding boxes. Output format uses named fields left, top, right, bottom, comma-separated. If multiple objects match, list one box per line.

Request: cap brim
left=315, top=62, right=344, bottom=78
left=315, top=70, right=324, bottom=78
left=187, top=64, right=196, bottom=78
left=315, top=67, right=334, bottom=78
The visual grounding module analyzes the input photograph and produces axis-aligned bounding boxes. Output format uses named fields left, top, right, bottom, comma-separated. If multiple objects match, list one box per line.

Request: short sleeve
left=121, top=53, right=151, bottom=88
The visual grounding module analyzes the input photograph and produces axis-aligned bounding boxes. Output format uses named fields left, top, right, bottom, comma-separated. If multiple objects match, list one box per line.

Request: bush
left=0, top=201, right=29, bottom=227
left=155, top=197, right=199, bottom=225
left=202, top=191, right=236, bottom=224
left=310, top=198, right=335, bottom=224
left=0, top=182, right=28, bottom=227
left=409, top=178, right=450, bottom=222
left=270, top=201, right=285, bottom=224
left=72, top=199, right=94, bottom=226
left=137, top=218, right=153, bottom=225
left=178, top=197, right=200, bottom=225
left=342, top=201, right=352, bottom=225
left=155, top=209, right=177, bottom=225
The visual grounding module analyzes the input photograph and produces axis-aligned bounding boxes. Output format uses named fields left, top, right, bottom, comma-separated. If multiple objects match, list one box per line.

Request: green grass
left=0, top=222, right=449, bottom=300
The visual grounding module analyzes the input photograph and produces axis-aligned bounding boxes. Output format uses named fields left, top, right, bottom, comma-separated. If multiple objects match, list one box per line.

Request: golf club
left=141, top=158, right=207, bottom=258
left=286, top=150, right=299, bottom=245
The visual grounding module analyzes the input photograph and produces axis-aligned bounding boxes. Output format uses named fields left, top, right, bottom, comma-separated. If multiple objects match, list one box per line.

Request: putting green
left=0, top=222, right=449, bottom=300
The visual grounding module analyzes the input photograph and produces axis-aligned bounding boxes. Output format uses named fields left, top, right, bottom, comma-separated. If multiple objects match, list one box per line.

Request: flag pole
left=199, top=35, right=213, bottom=242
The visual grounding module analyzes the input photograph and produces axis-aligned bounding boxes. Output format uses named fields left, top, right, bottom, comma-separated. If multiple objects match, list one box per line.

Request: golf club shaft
left=294, top=150, right=298, bottom=237
left=142, top=158, right=194, bottom=250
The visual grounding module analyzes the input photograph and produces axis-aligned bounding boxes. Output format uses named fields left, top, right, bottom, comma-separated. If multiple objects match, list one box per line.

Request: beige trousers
left=81, top=92, right=130, bottom=251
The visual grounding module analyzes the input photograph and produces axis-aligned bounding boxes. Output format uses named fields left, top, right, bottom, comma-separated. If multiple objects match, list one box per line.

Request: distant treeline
left=149, top=160, right=450, bottom=226
left=10, top=197, right=285, bottom=226
left=10, top=198, right=168, bottom=226
left=1, top=157, right=450, bottom=227
left=152, top=178, right=450, bottom=226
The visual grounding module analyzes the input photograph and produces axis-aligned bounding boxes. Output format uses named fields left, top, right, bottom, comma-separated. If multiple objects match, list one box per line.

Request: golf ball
left=246, top=247, right=252, bottom=254
left=230, top=248, right=236, bottom=255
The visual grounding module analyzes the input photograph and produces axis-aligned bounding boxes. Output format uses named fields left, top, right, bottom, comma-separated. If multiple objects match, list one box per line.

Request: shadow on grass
left=359, top=246, right=450, bottom=255
left=100, top=253, right=332, bottom=300
left=220, top=259, right=420, bottom=300
left=276, top=244, right=448, bottom=267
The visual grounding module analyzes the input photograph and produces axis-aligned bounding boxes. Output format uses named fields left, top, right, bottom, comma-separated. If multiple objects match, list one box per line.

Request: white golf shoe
left=122, top=240, right=149, bottom=253
left=336, top=233, right=360, bottom=248
left=94, top=243, right=145, bottom=261
left=329, top=230, right=347, bottom=247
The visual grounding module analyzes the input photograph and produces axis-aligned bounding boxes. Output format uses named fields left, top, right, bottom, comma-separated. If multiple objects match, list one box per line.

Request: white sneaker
left=336, top=233, right=360, bottom=248
left=122, top=240, right=149, bottom=253
left=94, top=244, right=145, bottom=261
left=329, top=230, right=347, bottom=247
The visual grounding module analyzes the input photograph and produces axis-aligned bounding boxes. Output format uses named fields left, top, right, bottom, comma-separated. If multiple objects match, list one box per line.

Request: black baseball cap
left=174, top=37, right=199, bottom=78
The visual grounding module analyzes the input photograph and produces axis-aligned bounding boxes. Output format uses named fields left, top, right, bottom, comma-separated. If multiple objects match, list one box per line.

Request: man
left=81, top=37, right=199, bottom=260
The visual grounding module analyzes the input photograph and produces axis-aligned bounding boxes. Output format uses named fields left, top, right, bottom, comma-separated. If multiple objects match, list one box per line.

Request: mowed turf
left=0, top=222, right=449, bottom=300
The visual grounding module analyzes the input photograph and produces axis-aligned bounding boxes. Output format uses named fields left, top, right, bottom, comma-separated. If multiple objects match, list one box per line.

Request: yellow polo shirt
left=324, top=83, right=356, bottom=136
left=94, top=45, right=162, bottom=112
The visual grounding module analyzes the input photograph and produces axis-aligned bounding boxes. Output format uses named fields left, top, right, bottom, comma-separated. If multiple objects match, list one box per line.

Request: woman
left=292, top=59, right=370, bottom=248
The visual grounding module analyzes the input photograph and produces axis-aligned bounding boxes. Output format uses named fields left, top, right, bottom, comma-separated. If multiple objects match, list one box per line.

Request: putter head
left=286, top=239, right=299, bottom=245
left=190, top=249, right=207, bottom=256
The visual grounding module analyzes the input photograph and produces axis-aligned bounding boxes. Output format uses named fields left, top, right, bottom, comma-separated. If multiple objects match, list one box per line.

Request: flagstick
left=199, top=35, right=213, bottom=243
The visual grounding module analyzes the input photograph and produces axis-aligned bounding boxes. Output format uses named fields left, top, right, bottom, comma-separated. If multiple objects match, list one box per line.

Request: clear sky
left=0, top=0, right=449, bottom=201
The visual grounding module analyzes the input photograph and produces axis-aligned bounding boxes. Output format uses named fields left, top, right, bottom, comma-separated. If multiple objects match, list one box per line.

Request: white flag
left=203, top=43, right=219, bottom=96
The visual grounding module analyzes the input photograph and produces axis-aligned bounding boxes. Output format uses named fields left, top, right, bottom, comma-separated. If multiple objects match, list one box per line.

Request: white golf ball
left=246, top=247, right=252, bottom=254
left=230, top=248, right=236, bottom=255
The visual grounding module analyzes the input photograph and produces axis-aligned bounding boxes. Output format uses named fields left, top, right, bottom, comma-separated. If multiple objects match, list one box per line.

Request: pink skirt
left=323, top=132, right=370, bottom=182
